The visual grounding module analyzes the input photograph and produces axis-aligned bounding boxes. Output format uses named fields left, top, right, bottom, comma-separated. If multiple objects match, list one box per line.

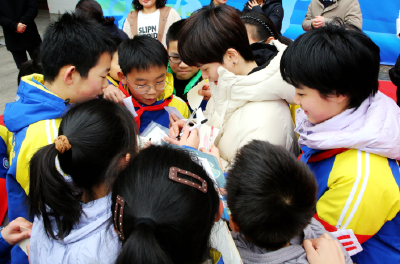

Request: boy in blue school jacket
left=2, top=13, right=116, bottom=264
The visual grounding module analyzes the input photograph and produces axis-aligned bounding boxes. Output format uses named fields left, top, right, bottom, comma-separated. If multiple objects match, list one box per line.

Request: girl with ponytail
left=112, top=144, right=223, bottom=264
left=28, top=99, right=138, bottom=264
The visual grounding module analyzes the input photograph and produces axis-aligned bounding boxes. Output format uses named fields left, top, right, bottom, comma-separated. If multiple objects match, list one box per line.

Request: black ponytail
left=29, top=99, right=138, bottom=239
left=112, top=145, right=220, bottom=264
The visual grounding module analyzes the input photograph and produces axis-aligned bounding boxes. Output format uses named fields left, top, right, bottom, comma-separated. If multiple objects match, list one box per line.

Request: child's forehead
left=128, top=66, right=167, bottom=79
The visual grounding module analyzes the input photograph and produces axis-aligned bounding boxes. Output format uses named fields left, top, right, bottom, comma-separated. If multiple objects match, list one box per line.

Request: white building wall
left=47, top=0, right=79, bottom=14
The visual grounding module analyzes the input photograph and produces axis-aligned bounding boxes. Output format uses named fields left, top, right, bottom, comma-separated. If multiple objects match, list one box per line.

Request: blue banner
left=100, top=0, right=400, bottom=65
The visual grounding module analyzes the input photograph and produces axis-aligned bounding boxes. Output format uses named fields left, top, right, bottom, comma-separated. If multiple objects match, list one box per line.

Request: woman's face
left=139, top=0, right=156, bottom=9
left=213, top=0, right=227, bottom=6
left=199, top=63, right=221, bottom=85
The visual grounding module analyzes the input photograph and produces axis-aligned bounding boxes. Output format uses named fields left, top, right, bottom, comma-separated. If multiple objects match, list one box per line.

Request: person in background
left=210, top=0, right=227, bottom=7
left=0, top=0, right=42, bottom=69
left=302, top=0, right=362, bottom=31
left=75, top=0, right=129, bottom=40
left=389, top=55, right=400, bottom=107
left=17, top=59, right=43, bottom=85
left=243, top=0, right=284, bottom=33
left=123, top=0, right=181, bottom=47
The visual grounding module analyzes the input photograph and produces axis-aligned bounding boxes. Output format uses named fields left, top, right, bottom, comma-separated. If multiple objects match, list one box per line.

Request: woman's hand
left=102, top=84, right=126, bottom=104
left=164, top=126, right=200, bottom=149
left=1, top=217, right=32, bottom=246
left=304, top=233, right=345, bottom=264
left=247, top=0, right=260, bottom=9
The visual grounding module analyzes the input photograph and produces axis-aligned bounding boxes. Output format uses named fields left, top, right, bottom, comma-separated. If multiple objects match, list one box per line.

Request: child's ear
left=118, top=72, right=127, bottom=85
left=63, top=66, right=76, bottom=85
left=215, top=198, right=224, bottom=222
left=335, top=94, right=348, bottom=104
left=229, top=215, right=240, bottom=233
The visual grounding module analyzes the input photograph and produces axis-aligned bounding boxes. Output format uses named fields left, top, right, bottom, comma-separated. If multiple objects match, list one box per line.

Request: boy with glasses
left=115, top=35, right=189, bottom=133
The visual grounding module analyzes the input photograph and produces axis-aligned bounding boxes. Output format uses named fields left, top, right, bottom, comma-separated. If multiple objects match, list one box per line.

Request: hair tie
left=241, top=15, right=275, bottom=38
left=54, top=135, right=71, bottom=154
left=135, top=218, right=157, bottom=231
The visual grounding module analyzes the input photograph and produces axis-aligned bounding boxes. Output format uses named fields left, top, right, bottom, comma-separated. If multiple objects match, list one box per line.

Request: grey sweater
left=232, top=218, right=353, bottom=264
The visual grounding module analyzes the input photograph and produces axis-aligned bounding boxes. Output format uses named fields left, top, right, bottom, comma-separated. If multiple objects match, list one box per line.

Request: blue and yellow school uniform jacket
left=3, top=74, right=67, bottom=264
left=107, top=75, right=119, bottom=87
left=119, top=72, right=189, bottom=133
left=300, top=146, right=400, bottom=264
left=0, top=115, right=11, bottom=231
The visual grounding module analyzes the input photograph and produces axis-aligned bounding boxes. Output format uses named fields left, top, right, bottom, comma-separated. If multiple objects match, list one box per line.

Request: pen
left=189, top=119, right=208, bottom=131
left=176, top=108, right=197, bottom=140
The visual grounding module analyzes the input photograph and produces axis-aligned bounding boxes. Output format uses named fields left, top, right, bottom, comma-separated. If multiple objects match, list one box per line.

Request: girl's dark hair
left=241, top=12, right=292, bottom=46
left=280, top=20, right=380, bottom=109
left=75, top=0, right=115, bottom=26
left=178, top=5, right=255, bottom=66
left=29, top=99, right=138, bottom=240
left=132, top=0, right=166, bottom=11
left=113, top=145, right=220, bottom=264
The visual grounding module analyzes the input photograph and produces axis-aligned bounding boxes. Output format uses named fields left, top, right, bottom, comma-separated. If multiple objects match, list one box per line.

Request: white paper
left=210, top=220, right=243, bottom=264
left=18, top=238, right=30, bottom=255
left=164, top=106, right=185, bottom=120
left=145, top=126, right=169, bottom=145
left=123, top=96, right=138, bottom=117
left=196, top=108, right=206, bottom=123
left=187, top=79, right=207, bottom=110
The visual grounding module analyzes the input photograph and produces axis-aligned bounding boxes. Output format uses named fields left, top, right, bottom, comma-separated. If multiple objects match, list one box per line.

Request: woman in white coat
left=169, top=5, right=297, bottom=170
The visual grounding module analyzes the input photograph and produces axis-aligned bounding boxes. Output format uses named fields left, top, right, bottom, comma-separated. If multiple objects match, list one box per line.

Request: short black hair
left=178, top=5, right=254, bottom=66
left=166, top=19, right=186, bottom=49
left=118, top=35, right=168, bottom=76
left=226, top=140, right=317, bottom=250
left=132, top=0, right=166, bottom=11
left=280, top=20, right=380, bottom=109
left=41, top=12, right=116, bottom=83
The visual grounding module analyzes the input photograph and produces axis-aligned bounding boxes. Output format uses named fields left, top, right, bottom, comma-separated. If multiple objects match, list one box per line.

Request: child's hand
left=198, top=83, right=211, bottom=101
left=304, top=233, right=345, bottom=264
left=200, top=145, right=224, bottom=172
left=247, top=0, right=260, bottom=9
left=1, top=217, right=32, bottom=246
left=169, top=113, right=182, bottom=129
left=103, top=85, right=126, bottom=104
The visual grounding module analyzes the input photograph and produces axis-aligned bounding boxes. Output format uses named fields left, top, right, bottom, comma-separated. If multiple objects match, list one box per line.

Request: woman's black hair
left=280, top=20, right=380, bottom=109
left=112, top=145, right=220, bottom=264
left=29, top=99, right=138, bottom=240
left=132, top=0, right=166, bottom=11
left=178, top=5, right=255, bottom=67
left=75, top=0, right=115, bottom=26
left=241, top=12, right=292, bottom=46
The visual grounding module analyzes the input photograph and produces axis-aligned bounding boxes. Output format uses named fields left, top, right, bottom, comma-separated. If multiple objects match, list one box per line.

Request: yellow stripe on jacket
left=316, top=150, right=400, bottom=237
left=13, top=118, right=62, bottom=194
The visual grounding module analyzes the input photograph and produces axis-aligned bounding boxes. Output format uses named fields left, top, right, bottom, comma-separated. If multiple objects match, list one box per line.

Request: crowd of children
left=0, top=2, right=399, bottom=264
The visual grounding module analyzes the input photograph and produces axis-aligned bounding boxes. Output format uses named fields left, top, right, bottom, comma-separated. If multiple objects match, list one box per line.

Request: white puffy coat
left=205, top=40, right=297, bottom=170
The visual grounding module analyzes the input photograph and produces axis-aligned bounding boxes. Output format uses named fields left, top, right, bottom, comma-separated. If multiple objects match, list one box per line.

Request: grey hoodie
left=232, top=218, right=353, bottom=264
